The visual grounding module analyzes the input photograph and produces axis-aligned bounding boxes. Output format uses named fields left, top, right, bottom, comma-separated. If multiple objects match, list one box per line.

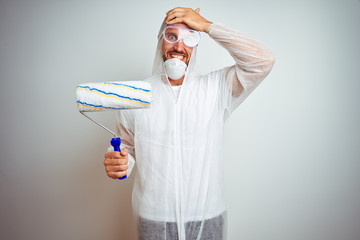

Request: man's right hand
left=165, top=7, right=212, bottom=33
left=104, top=148, right=129, bottom=179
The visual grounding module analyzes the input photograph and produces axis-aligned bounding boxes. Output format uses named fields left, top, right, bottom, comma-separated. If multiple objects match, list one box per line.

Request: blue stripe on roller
left=76, top=100, right=125, bottom=110
left=77, top=86, right=151, bottom=104
left=103, top=82, right=151, bottom=92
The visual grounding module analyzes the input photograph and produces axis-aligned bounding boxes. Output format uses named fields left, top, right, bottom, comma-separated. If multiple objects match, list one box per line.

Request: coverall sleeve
left=208, top=23, right=275, bottom=112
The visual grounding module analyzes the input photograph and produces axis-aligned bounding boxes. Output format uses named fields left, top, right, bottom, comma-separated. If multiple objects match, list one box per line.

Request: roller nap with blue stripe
left=76, top=81, right=152, bottom=112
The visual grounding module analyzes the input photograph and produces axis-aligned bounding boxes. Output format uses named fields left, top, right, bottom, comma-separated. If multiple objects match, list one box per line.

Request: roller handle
left=110, top=137, right=127, bottom=180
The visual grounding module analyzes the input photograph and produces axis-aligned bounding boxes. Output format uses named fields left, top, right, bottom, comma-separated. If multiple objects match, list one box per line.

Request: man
left=104, top=7, right=274, bottom=240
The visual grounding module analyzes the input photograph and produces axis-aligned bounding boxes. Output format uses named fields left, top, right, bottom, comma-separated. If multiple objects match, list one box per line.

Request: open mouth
left=168, top=51, right=187, bottom=62
left=170, top=54, right=184, bottom=60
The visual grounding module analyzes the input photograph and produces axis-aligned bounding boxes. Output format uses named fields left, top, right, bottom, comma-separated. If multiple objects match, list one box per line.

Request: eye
left=183, top=32, right=200, bottom=47
left=167, top=33, right=178, bottom=41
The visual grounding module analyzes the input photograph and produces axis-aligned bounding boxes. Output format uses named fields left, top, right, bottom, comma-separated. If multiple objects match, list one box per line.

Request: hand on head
left=165, top=7, right=212, bottom=32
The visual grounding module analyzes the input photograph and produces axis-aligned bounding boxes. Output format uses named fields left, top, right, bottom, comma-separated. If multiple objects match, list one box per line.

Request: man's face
left=161, top=23, right=194, bottom=66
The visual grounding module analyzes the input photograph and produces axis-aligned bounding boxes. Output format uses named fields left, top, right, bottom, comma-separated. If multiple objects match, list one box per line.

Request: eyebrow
left=166, top=29, right=178, bottom=34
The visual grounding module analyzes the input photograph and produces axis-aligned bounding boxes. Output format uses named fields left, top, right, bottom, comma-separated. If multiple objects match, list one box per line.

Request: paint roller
left=76, top=81, right=151, bottom=180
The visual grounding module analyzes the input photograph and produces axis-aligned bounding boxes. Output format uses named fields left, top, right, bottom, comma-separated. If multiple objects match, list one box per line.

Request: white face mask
left=164, top=58, right=187, bottom=80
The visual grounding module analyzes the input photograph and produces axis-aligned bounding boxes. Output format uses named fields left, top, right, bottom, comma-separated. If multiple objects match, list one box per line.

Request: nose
left=173, top=40, right=185, bottom=52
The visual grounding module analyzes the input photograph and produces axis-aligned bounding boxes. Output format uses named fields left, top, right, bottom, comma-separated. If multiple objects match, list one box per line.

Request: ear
left=195, top=8, right=200, bottom=13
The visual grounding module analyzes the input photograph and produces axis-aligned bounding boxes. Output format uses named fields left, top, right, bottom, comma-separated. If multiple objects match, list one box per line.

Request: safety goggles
left=162, top=26, right=200, bottom=47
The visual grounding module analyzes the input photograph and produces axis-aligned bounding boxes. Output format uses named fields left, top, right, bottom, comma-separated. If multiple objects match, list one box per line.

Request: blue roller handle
left=110, top=137, right=127, bottom=180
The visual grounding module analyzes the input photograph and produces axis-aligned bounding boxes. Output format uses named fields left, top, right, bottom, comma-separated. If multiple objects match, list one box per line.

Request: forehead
left=167, top=23, right=192, bottom=31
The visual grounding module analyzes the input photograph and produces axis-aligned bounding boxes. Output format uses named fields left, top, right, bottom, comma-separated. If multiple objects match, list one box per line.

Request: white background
left=0, top=0, right=359, bottom=239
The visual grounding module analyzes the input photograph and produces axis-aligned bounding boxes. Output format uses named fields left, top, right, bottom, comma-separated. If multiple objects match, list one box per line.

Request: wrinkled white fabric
left=115, top=23, right=274, bottom=240
left=171, top=85, right=182, bottom=99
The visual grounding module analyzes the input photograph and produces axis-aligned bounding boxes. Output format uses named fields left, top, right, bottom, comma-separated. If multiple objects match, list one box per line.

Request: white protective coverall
left=115, top=22, right=274, bottom=240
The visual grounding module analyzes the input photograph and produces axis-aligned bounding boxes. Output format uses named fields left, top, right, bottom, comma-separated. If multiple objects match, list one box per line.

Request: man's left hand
left=165, top=7, right=212, bottom=32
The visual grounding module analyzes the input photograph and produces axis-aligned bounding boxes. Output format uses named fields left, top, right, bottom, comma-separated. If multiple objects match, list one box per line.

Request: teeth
left=171, top=55, right=184, bottom=60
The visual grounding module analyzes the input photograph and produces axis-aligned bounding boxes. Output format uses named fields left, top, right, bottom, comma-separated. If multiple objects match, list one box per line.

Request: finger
left=104, top=157, right=128, bottom=167
left=104, top=156, right=122, bottom=166
left=165, top=8, right=186, bottom=21
left=116, top=170, right=127, bottom=178
left=107, top=170, right=127, bottom=179
left=165, top=12, right=181, bottom=23
left=120, top=148, right=128, bottom=156
left=195, top=8, right=200, bottom=13
left=113, top=158, right=128, bottom=166
left=166, top=16, right=185, bottom=25
left=166, top=7, right=185, bottom=15
left=104, top=151, right=121, bottom=159
left=166, top=8, right=175, bottom=15
left=166, top=7, right=176, bottom=15
left=106, top=164, right=129, bottom=172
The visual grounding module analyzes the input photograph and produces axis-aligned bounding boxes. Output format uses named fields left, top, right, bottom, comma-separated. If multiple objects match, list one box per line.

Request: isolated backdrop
left=1, top=0, right=359, bottom=239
